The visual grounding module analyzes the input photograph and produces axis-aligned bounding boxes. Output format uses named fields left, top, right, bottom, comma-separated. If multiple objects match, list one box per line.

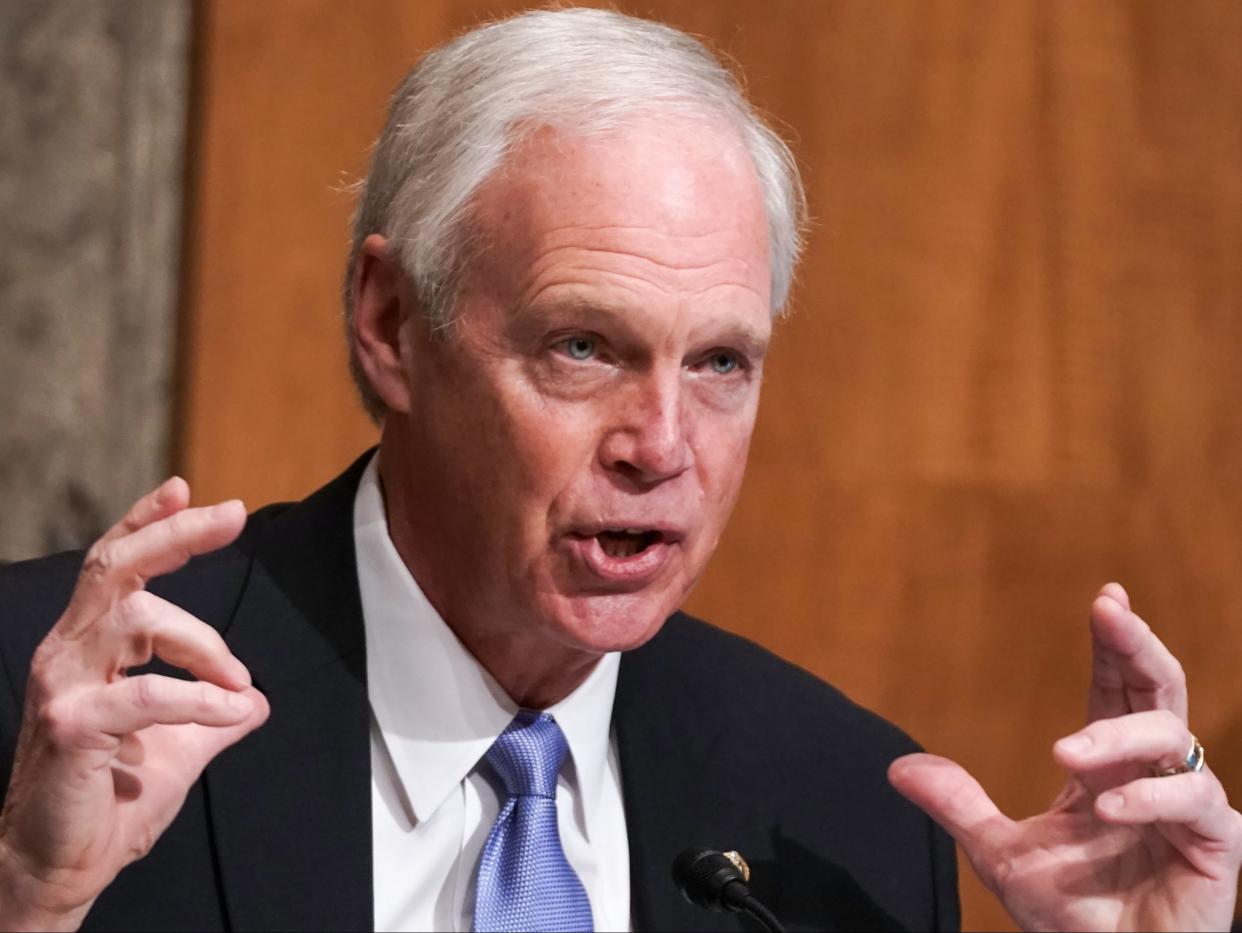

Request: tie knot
left=485, top=710, right=568, bottom=799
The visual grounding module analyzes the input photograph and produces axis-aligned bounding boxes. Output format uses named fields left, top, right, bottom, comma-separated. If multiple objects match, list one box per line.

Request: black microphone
left=672, top=846, right=786, bottom=932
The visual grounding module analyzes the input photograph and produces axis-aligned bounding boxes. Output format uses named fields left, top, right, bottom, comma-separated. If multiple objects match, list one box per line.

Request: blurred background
left=2, top=1, right=1240, bottom=928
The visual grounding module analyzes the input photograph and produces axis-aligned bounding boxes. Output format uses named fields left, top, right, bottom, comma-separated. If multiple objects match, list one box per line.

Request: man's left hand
left=889, top=583, right=1242, bottom=932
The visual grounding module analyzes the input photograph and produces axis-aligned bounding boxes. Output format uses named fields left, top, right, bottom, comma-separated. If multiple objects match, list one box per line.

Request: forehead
left=464, top=116, right=772, bottom=314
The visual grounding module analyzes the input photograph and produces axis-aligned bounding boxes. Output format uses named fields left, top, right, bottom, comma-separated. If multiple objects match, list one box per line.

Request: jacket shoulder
left=629, top=612, right=921, bottom=761
left=617, top=613, right=960, bottom=931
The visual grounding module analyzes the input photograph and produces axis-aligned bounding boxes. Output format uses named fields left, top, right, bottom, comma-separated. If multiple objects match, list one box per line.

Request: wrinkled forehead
left=461, top=116, right=772, bottom=310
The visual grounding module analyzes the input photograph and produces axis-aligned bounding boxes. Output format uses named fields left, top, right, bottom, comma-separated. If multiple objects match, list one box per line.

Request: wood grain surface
left=179, top=3, right=1242, bottom=928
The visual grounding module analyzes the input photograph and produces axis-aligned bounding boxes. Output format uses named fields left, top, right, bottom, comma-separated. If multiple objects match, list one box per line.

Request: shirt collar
left=353, top=453, right=620, bottom=839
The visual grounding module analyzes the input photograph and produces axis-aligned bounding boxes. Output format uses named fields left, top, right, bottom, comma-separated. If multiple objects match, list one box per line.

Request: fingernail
left=225, top=692, right=253, bottom=714
left=211, top=500, right=244, bottom=518
left=231, top=659, right=252, bottom=687
left=1057, top=734, right=1093, bottom=755
left=1098, top=791, right=1125, bottom=814
left=157, top=476, right=186, bottom=506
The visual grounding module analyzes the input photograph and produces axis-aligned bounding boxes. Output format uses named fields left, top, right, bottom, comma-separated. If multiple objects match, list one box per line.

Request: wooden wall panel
left=181, top=3, right=1242, bottom=929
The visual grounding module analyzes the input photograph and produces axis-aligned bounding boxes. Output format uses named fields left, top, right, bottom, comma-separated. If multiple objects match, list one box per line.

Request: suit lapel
left=205, top=455, right=374, bottom=932
left=200, top=455, right=759, bottom=932
left=615, top=619, right=749, bottom=933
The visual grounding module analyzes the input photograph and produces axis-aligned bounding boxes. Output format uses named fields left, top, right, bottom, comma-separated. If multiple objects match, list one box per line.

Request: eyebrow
left=514, top=296, right=635, bottom=329
left=506, top=296, right=617, bottom=346
left=515, top=296, right=772, bottom=357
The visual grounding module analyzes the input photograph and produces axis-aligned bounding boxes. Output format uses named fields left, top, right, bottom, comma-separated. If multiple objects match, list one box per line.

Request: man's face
left=384, top=116, right=772, bottom=664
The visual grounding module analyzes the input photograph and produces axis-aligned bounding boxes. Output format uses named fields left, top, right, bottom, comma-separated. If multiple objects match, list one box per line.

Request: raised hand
left=889, top=583, right=1242, bottom=932
left=0, top=478, right=270, bottom=931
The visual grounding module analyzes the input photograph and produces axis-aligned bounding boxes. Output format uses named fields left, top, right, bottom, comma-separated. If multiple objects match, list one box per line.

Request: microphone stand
left=672, top=847, right=786, bottom=933
left=733, top=892, right=785, bottom=933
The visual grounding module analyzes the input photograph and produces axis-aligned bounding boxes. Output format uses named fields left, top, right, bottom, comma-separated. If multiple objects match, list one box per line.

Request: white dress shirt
left=354, top=456, right=631, bottom=932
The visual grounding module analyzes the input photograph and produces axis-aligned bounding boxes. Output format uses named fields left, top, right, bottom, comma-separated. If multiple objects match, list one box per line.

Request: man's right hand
left=0, top=478, right=270, bottom=931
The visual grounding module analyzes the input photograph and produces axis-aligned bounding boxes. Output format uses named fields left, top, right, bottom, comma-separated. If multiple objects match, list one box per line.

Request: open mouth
left=565, top=525, right=680, bottom=585
left=595, top=529, right=663, bottom=559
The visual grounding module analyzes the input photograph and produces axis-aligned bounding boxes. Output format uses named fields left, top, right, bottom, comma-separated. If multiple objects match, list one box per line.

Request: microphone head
left=672, top=846, right=750, bottom=912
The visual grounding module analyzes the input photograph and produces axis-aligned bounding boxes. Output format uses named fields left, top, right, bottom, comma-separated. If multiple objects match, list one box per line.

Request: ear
left=351, top=234, right=414, bottom=413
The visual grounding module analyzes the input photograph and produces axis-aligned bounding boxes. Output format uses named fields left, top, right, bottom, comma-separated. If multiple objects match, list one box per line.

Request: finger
left=170, top=686, right=271, bottom=776
left=1054, top=709, right=1192, bottom=776
left=1099, top=580, right=1130, bottom=612
left=105, top=591, right=251, bottom=690
left=96, top=477, right=190, bottom=547
left=1095, top=772, right=1239, bottom=846
left=889, top=753, right=1014, bottom=889
left=64, top=501, right=247, bottom=633
left=74, top=675, right=255, bottom=738
left=1087, top=585, right=1187, bottom=724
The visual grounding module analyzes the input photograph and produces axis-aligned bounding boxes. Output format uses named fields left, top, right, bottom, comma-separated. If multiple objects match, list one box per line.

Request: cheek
left=692, top=400, right=757, bottom=488
left=496, top=389, right=604, bottom=519
left=700, top=439, right=751, bottom=511
left=687, top=415, right=756, bottom=546
left=412, top=362, right=548, bottom=527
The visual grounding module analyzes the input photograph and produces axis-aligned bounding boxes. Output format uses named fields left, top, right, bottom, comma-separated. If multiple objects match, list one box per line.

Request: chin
left=545, top=589, right=683, bottom=655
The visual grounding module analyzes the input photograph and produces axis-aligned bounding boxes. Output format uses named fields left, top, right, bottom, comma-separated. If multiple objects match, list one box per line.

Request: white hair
left=344, top=7, right=807, bottom=420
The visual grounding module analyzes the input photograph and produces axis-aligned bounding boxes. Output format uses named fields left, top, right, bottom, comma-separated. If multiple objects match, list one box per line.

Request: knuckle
left=82, top=542, right=118, bottom=582
left=114, top=590, right=155, bottom=628
left=1191, top=773, right=1215, bottom=807
left=1153, top=708, right=1182, bottom=732
left=37, top=697, right=83, bottom=745
left=1138, top=780, right=1162, bottom=808
left=27, top=646, right=61, bottom=698
left=129, top=825, right=158, bottom=861
left=195, top=680, right=217, bottom=712
left=131, top=674, right=159, bottom=710
left=153, top=515, right=196, bottom=568
left=163, top=509, right=196, bottom=543
left=987, top=854, right=1015, bottom=896
left=1094, top=717, right=1126, bottom=746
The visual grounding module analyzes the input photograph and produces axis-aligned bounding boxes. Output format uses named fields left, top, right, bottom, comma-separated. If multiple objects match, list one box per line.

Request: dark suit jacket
left=0, top=453, right=959, bottom=932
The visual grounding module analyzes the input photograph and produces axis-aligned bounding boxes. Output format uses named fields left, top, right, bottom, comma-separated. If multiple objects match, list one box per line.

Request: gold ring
left=1157, top=734, right=1205, bottom=777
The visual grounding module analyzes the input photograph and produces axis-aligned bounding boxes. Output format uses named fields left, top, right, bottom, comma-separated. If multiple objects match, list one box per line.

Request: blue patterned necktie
left=472, top=710, right=595, bottom=932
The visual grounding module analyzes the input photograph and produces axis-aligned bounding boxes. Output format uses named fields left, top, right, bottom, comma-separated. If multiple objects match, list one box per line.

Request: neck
left=459, top=632, right=602, bottom=709
left=374, top=443, right=601, bottom=709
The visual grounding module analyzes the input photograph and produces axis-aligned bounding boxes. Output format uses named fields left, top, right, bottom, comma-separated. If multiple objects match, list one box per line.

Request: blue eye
left=562, top=337, right=596, bottom=361
left=709, top=352, right=738, bottom=375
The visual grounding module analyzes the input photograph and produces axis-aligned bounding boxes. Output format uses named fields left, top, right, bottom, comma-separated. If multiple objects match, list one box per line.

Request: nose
left=598, top=370, right=693, bottom=487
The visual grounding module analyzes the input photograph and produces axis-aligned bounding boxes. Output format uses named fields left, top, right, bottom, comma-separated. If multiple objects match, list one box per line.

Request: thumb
left=178, top=686, right=271, bottom=775
left=889, top=752, right=1013, bottom=890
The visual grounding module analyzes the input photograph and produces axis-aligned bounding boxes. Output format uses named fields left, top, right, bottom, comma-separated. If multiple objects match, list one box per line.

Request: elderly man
left=0, top=8, right=1238, bottom=933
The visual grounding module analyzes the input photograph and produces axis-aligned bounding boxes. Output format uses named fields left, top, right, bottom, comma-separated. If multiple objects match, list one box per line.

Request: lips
left=596, top=528, right=663, bottom=558
left=564, top=523, right=686, bottom=587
